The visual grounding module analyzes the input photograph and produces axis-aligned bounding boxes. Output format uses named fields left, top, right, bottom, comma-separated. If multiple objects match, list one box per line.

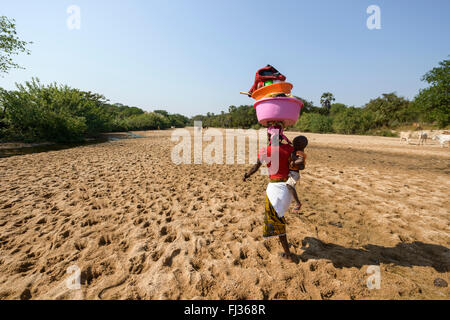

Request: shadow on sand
left=297, top=237, right=450, bottom=273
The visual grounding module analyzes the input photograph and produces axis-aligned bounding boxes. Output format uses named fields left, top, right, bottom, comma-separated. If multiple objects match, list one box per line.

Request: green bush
left=411, top=59, right=449, bottom=128
left=0, top=78, right=107, bottom=142
left=295, top=113, right=333, bottom=133
left=193, top=105, right=258, bottom=129
left=168, top=113, right=190, bottom=128
left=329, top=103, right=348, bottom=116
left=332, top=108, right=377, bottom=135
left=124, top=112, right=170, bottom=131
left=0, top=79, right=188, bottom=142
left=363, top=93, right=413, bottom=127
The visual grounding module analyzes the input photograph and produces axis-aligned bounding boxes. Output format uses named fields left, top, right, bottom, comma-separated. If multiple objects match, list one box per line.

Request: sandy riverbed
left=0, top=129, right=448, bottom=300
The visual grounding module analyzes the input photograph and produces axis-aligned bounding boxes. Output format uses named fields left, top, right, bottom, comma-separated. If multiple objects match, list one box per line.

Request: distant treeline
left=192, top=58, right=449, bottom=136
left=0, top=78, right=189, bottom=142
left=0, top=59, right=447, bottom=143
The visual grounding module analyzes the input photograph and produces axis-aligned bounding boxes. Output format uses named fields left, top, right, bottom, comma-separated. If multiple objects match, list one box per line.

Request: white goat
left=400, top=131, right=413, bottom=144
left=433, top=134, right=450, bottom=148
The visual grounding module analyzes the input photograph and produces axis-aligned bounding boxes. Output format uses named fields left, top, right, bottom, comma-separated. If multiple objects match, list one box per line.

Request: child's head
left=293, top=136, right=308, bottom=151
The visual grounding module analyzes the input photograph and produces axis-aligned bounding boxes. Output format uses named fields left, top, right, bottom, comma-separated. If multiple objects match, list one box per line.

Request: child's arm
left=291, top=152, right=306, bottom=171
left=295, top=158, right=305, bottom=171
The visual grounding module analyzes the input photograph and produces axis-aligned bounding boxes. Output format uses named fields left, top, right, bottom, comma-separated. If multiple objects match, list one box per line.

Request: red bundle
left=248, top=65, right=286, bottom=96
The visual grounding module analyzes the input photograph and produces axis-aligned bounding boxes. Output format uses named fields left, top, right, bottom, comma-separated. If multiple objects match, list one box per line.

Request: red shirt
left=258, top=144, right=294, bottom=179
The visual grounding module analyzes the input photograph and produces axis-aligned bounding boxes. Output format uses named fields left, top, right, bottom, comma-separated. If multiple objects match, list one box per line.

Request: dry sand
left=0, top=129, right=449, bottom=300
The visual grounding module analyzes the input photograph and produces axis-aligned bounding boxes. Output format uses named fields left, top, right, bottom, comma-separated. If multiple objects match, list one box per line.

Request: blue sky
left=1, top=0, right=449, bottom=116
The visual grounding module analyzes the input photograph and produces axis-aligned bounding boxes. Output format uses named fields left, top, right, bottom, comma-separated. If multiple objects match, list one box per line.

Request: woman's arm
left=243, top=160, right=262, bottom=181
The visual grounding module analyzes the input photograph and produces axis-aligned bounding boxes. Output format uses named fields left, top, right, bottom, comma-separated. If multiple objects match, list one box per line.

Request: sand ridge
left=0, top=130, right=449, bottom=300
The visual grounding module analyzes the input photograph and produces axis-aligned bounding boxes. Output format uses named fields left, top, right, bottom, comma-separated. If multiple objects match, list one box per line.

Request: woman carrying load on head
left=243, top=129, right=297, bottom=263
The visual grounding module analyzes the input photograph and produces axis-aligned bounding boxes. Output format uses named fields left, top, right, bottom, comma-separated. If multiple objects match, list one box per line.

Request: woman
left=243, top=128, right=297, bottom=263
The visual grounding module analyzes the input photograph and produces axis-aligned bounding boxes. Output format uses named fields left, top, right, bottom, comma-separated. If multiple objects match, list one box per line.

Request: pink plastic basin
left=254, top=97, right=304, bottom=127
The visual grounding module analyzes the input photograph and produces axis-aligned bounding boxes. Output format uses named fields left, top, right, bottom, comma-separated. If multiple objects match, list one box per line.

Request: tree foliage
left=412, top=58, right=449, bottom=127
left=0, top=57, right=447, bottom=142
left=0, top=78, right=189, bottom=142
left=0, top=78, right=109, bottom=141
left=0, top=16, right=32, bottom=75
left=295, top=113, right=333, bottom=133
left=320, top=92, right=335, bottom=114
left=363, top=92, right=414, bottom=127
left=192, top=105, right=258, bottom=129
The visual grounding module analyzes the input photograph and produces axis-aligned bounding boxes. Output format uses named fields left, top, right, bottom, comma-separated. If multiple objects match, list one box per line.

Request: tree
left=168, top=113, right=189, bottom=128
left=295, top=113, right=333, bottom=133
left=412, top=58, right=449, bottom=127
left=332, top=107, right=373, bottom=134
left=363, top=93, right=411, bottom=127
left=320, top=92, right=335, bottom=114
left=1, top=78, right=111, bottom=142
left=294, top=96, right=315, bottom=113
left=0, top=16, right=32, bottom=75
left=329, top=103, right=348, bottom=116
left=154, top=109, right=169, bottom=117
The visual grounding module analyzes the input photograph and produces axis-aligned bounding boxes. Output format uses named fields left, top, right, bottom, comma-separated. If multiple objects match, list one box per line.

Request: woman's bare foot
left=292, top=203, right=302, bottom=213
left=280, top=252, right=298, bottom=263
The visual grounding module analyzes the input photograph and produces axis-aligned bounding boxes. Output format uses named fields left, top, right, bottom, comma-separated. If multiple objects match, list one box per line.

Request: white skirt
left=266, top=182, right=293, bottom=218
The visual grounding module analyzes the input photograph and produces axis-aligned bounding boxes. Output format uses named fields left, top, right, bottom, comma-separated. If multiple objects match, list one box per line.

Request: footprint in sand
left=98, top=234, right=112, bottom=247
left=128, top=254, right=146, bottom=274
left=162, top=249, right=181, bottom=267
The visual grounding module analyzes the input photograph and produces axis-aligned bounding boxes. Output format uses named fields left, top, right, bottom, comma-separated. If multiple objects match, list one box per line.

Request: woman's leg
left=279, top=235, right=297, bottom=263
left=264, top=192, right=297, bottom=263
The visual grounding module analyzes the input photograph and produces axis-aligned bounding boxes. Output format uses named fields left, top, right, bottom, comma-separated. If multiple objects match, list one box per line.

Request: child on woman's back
left=286, top=136, right=308, bottom=213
